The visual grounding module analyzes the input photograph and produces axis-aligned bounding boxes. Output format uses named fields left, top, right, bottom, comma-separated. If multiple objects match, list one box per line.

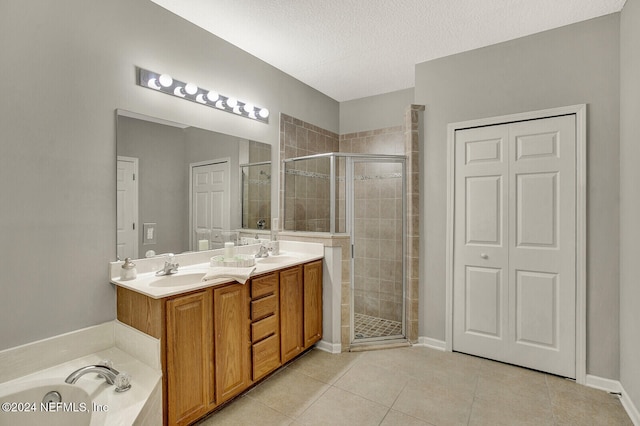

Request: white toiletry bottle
left=270, top=218, right=280, bottom=255
left=121, top=258, right=137, bottom=280
left=224, top=242, right=235, bottom=260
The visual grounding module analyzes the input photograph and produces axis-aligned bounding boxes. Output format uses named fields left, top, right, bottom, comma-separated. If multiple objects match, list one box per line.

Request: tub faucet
left=155, top=253, right=179, bottom=276
left=65, top=365, right=131, bottom=392
left=65, top=365, right=118, bottom=386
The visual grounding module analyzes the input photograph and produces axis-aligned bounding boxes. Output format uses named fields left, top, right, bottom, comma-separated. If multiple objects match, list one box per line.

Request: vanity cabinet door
left=303, top=260, right=323, bottom=349
left=166, top=289, right=214, bottom=426
left=280, top=265, right=304, bottom=363
left=213, top=283, right=250, bottom=404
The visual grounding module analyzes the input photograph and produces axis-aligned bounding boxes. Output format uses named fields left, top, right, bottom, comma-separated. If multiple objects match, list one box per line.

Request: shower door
left=350, top=157, right=406, bottom=343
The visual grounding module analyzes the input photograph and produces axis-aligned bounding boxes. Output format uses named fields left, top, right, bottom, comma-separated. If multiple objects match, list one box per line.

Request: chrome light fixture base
left=136, top=67, right=269, bottom=124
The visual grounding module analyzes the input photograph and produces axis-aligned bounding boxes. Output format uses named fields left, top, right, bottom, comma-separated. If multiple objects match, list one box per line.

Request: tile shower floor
left=354, top=313, right=403, bottom=339
left=196, top=346, right=632, bottom=425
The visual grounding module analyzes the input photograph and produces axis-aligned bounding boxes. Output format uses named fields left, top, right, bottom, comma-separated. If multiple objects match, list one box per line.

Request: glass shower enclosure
left=284, top=153, right=407, bottom=343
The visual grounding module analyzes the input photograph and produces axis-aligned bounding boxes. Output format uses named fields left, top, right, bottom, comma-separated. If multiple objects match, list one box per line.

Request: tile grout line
left=465, top=375, right=481, bottom=426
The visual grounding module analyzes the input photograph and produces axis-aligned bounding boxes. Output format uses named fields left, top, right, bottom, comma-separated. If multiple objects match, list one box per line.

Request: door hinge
left=133, top=223, right=136, bottom=230
left=351, top=244, right=355, bottom=258
left=133, top=173, right=136, bottom=181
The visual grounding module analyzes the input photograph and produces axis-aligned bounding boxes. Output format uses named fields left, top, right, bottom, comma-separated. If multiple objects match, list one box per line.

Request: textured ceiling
left=150, top=0, right=626, bottom=102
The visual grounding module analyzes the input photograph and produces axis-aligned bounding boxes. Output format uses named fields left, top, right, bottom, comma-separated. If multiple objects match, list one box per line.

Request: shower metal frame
left=283, top=152, right=408, bottom=344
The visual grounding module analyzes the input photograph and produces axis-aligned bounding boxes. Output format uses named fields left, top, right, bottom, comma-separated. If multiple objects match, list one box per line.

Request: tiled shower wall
left=242, top=163, right=271, bottom=229
left=279, top=106, right=423, bottom=348
left=340, top=128, right=405, bottom=322
left=243, top=141, right=272, bottom=229
left=280, top=114, right=339, bottom=232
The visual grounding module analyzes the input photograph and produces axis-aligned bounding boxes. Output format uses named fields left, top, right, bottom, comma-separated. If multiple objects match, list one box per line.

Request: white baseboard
left=586, top=375, right=639, bottom=425
left=585, top=374, right=623, bottom=393
left=316, top=340, right=341, bottom=354
left=415, top=337, right=446, bottom=351
left=621, top=385, right=640, bottom=426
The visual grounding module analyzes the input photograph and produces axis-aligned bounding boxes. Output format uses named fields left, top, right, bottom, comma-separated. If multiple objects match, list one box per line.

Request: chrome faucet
left=255, top=244, right=270, bottom=258
left=65, top=365, right=114, bottom=385
left=155, top=253, right=179, bottom=276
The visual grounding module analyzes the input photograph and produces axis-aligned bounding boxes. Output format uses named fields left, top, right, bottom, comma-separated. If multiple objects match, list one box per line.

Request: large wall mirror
left=116, top=110, right=271, bottom=261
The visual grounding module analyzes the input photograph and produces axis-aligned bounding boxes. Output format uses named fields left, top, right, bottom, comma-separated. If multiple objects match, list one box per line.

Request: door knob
left=480, top=253, right=488, bottom=259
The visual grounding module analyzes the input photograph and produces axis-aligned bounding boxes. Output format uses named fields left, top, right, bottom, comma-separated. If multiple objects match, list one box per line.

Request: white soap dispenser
left=121, top=258, right=137, bottom=281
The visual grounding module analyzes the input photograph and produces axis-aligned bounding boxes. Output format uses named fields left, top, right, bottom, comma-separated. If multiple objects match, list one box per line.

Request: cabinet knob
left=480, top=253, right=488, bottom=259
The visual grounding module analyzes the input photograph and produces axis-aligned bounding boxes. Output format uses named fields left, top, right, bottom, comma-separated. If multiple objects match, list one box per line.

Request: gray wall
left=620, top=0, right=640, bottom=411
left=339, top=88, right=414, bottom=134
left=0, top=0, right=337, bottom=351
left=415, top=14, right=621, bottom=379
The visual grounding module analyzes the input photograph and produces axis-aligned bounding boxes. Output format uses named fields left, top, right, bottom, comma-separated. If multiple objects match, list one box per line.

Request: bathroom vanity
left=111, top=243, right=323, bottom=425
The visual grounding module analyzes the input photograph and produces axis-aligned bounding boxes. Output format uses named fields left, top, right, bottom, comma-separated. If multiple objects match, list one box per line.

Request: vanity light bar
left=136, top=67, right=270, bottom=124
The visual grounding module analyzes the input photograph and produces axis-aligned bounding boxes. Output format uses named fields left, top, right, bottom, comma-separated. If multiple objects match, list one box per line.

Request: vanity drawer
left=251, top=273, right=278, bottom=299
left=251, top=314, right=278, bottom=343
left=252, top=334, right=280, bottom=381
left=251, top=294, right=277, bottom=320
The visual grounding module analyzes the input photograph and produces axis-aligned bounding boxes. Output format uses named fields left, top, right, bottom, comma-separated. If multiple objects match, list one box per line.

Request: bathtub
left=0, top=347, right=161, bottom=426
left=0, top=379, right=108, bottom=426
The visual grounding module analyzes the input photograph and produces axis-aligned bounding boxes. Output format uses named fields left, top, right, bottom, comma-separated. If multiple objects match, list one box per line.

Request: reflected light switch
left=143, top=223, right=156, bottom=245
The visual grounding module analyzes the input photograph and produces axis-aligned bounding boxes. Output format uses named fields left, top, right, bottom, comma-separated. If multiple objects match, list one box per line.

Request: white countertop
left=110, top=241, right=324, bottom=299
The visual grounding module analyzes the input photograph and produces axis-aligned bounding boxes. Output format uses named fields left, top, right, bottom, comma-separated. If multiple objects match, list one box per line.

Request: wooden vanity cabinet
left=213, top=283, right=251, bottom=404
left=279, top=265, right=304, bottom=363
left=116, top=259, right=322, bottom=426
left=166, top=289, right=215, bottom=425
left=280, top=260, right=323, bottom=364
left=303, top=260, right=323, bottom=348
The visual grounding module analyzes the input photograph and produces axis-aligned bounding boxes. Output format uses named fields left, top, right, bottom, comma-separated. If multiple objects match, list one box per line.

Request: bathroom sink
left=148, top=272, right=206, bottom=287
left=255, top=255, right=300, bottom=265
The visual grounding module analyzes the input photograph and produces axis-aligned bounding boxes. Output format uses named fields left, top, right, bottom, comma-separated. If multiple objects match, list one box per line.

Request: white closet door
left=453, top=115, right=576, bottom=378
left=454, top=124, right=510, bottom=359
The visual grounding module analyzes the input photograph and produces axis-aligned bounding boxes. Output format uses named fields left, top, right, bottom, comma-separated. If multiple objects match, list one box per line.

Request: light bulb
left=147, top=78, right=161, bottom=90
left=215, top=100, right=225, bottom=109
left=243, top=102, right=254, bottom=113
left=259, top=108, right=270, bottom=119
left=207, top=91, right=218, bottom=102
left=158, top=74, right=173, bottom=87
left=226, top=97, right=237, bottom=108
left=233, top=106, right=241, bottom=114
left=185, top=83, right=198, bottom=95
left=173, top=86, right=185, bottom=97
left=196, top=94, right=206, bottom=104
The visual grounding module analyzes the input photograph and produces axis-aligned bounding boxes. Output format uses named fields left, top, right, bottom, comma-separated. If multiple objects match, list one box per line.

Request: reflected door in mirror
left=192, top=161, right=230, bottom=251
left=117, top=157, right=138, bottom=260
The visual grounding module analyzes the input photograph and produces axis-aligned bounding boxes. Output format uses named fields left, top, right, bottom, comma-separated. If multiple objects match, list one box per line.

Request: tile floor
left=196, top=346, right=633, bottom=425
left=354, top=313, right=403, bottom=339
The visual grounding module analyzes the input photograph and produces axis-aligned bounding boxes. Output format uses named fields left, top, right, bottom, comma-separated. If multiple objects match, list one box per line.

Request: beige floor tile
left=334, top=359, right=410, bottom=406
left=392, top=376, right=476, bottom=425
left=474, top=372, right=550, bottom=403
left=468, top=391, right=554, bottom=426
left=285, top=348, right=361, bottom=384
left=294, top=386, right=389, bottom=426
left=380, top=409, right=433, bottom=426
left=196, top=396, right=294, bottom=425
left=246, top=369, right=330, bottom=418
left=545, top=375, right=633, bottom=425
left=194, top=346, right=634, bottom=425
